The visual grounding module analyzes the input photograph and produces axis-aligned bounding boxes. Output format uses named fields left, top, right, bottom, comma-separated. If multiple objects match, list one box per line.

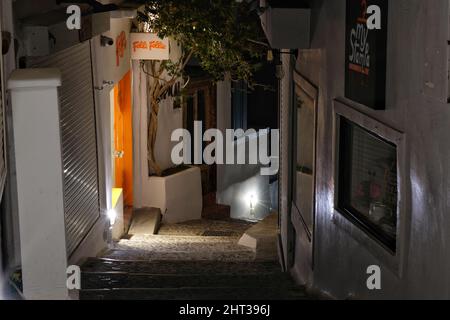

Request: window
left=338, top=117, right=398, bottom=252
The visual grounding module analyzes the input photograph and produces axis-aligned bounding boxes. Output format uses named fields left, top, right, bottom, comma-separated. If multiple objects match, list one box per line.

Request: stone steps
left=79, top=259, right=307, bottom=300
left=108, top=233, right=257, bottom=262
left=80, top=286, right=308, bottom=300
left=81, top=258, right=282, bottom=274
left=202, top=192, right=231, bottom=220
left=81, top=272, right=292, bottom=290
left=103, top=248, right=256, bottom=262
left=202, top=204, right=231, bottom=220
left=78, top=219, right=312, bottom=300
left=128, top=208, right=161, bottom=236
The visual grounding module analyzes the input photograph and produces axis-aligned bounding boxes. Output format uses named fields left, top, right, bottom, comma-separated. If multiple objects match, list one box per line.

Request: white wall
left=154, top=97, right=183, bottom=171
left=287, top=0, right=450, bottom=299
left=2, top=0, right=22, bottom=274
left=217, top=167, right=271, bottom=221
left=216, top=80, right=272, bottom=221
left=9, top=69, right=68, bottom=300
left=132, top=42, right=183, bottom=209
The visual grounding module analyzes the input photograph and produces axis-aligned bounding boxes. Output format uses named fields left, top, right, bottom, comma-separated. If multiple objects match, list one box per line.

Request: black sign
left=345, top=0, right=388, bottom=110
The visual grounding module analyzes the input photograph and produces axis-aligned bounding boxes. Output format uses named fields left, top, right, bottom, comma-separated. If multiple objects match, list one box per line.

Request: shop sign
left=130, top=33, right=169, bottom=61
left=345, top=0, right=388, bottom=110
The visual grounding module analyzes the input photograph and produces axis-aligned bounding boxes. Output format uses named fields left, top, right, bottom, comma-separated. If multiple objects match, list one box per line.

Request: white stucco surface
left=216, top=80, right=272, bottom=221
left=143, top=167, right=203, bottom=224
left=8, top=69, right=68, bottom=300
left=283, top=0, right=450, bottom=299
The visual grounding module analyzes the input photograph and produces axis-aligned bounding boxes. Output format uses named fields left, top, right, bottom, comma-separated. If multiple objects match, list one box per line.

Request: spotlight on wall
left=249, top=194, right=256, bottom=210
left=100, top=35, right=114, bottom=47
left=245, top=192, right=258, bottom=208
left=249, top=193, right=258, bottom=220
left=244, top=192, right=258, bottom=219
left=107, top=209, right=117, bottom=226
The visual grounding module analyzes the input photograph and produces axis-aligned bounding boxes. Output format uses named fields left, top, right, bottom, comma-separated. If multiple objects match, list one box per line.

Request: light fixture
left=245, top=192, right=258, bottom=220
left=249, top=194, right=255, bottom=210
left=107, top=209, right=117, bottom=226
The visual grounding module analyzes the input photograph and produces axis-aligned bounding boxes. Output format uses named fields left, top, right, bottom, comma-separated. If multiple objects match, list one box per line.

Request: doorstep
left=238, top=213, right=279, bottom=261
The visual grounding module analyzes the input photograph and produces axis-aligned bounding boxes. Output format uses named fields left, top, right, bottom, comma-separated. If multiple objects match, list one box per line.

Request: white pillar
left=8, top=68, right=68, bottom=300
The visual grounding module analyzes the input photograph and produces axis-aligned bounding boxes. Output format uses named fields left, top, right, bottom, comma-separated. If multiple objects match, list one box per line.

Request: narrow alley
left=3, top=0, right=450, bottom=305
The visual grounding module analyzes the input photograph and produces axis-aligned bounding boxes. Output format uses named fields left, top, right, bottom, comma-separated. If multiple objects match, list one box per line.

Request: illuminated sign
left=130, top=33, right=170, bottom=61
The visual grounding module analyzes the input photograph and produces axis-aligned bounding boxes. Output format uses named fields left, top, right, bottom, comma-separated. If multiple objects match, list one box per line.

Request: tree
left=136, top=0, right=267, bottom=176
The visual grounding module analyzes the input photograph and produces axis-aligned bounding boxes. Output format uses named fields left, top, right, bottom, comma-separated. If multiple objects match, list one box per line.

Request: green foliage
left=137, top=0, right=267, bottom=83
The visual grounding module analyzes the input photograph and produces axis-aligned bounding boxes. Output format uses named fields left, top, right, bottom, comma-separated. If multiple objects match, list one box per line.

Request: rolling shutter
left=0, top=22, right=6, bottom=199
left=0, top=72, right=6, bottom=197
left=29, top=42, right=100, bottom=256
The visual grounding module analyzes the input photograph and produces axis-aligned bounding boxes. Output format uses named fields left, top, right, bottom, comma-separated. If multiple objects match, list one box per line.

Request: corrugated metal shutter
left=0, top=20, right=7, bottom=198
left=0, top=74, right=6, bottom=197
left=28, top=42, right=100, bottom=256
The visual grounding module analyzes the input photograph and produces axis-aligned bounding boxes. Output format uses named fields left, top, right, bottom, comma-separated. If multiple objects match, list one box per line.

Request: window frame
left=337, top=117, right=398, bottom=253
left=333, top=99, right=407, bottom=276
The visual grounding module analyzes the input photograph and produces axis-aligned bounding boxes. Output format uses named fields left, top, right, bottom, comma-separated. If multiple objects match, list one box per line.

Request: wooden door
left=113, top=71, right=133, bottom=206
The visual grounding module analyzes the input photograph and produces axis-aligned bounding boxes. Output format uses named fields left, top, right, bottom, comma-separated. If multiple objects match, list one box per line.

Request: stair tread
left=82, top=258, right=281, bottom=274
left=81, top=272, right=293, bottom=290
left=80, top=286, right=308, bottom=300
left=80, top=258, right=309, bottom=300
left=202, top=203, right=231, bottom=220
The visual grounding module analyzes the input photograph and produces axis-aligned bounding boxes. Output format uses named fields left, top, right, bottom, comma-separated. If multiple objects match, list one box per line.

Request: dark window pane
left=338, top=118, right=398, bottom=252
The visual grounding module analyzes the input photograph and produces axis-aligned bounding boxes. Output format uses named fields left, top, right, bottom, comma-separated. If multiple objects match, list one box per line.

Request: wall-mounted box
left=21, top=9, right=110, bottom=57
left=259, top=1, right=311, bottom=49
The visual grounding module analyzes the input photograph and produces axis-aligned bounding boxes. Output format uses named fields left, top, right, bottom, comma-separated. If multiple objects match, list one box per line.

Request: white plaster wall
left=136, top=93, right=184, bottom=209
left=132, top=41, right=184, bottom=209
left=9, top=69, right=68, bottom=300
left=217, top=169, right=271, bottom=221
left=153, top=97, right=183, bottom=172
left=288, top=0, right=450, bottom=299
left=2, top=0, right=22, bottom=273
left=216, top=80, right=272, bottom=221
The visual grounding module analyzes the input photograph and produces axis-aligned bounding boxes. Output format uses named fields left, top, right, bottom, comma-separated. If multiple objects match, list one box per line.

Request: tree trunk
left=148, top=99, right=162, bottom=176
left=145, top=55, right=188, bottom=177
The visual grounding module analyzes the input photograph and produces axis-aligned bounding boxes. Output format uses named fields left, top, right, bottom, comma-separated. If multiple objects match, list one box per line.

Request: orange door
left=114, top=71, right=133, bottom=206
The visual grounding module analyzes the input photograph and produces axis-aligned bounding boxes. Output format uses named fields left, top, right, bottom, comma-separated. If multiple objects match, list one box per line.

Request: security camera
left=100, top=36, right=114, bottom=47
